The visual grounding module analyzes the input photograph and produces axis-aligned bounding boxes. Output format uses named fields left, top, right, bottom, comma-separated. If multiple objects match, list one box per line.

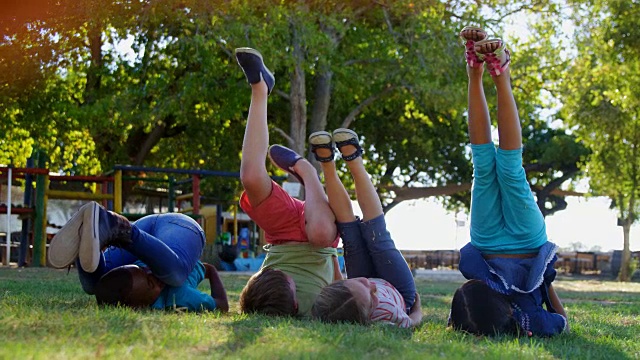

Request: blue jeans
left=78, top=213, right=205, bottom=294
left=338, top=215, right=416, bottom=310
left=470, top=143, right=547, bottom=254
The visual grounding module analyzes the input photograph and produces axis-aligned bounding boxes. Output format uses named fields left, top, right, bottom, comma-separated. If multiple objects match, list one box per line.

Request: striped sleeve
left=370, top=279, right=413, bottom=328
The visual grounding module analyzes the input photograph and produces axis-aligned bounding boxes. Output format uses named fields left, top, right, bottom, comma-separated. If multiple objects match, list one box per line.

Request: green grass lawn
left=1, top=268, right=639, bottom=360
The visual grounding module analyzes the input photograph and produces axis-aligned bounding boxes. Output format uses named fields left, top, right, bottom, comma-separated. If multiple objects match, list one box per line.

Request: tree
left=1, top=0, right=587, bottom=216
left=561, top=0, right=640, bottom=281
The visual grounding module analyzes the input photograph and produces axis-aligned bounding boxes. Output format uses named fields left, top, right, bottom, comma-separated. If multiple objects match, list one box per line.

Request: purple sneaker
left=268, top=144, right=304, bottom=185
left=235, top=47, right=275, bottom=95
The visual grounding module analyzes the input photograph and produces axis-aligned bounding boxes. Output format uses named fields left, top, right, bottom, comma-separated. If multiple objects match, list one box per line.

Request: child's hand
left=411, top=293, right=422, bottom=312
left=409, top=293, right=422, bottom=326
left=203, top=262, right=229, bottom=312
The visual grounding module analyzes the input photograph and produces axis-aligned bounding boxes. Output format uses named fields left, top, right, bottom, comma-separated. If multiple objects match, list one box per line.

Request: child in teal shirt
left=96, top=259, right=226, bottom=312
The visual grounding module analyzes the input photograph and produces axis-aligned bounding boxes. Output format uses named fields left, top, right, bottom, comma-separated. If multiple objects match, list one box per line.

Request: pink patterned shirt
left=369, top=278, right=413, bottom=328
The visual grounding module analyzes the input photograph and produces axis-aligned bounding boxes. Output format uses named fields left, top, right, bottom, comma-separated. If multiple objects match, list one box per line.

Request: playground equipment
left=1, top=158, right=274, bottom=267
left=1, top=166, right=118, bottom=266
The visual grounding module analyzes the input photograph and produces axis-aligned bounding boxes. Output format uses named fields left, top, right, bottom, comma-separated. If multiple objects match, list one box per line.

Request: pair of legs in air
left=236, top=48, right=337, bottom=248
left=236, top=48, right=340, bottom=316
left=311, top=130, right=417, bottom=315
left=450, top=27, right=567, bottom=335
left=462, top=27, right=546, bottom=254
left=49, top=202, right=206, bottom=297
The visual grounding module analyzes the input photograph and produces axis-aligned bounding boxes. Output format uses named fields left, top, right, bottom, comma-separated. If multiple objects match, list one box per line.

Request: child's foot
left=268, top=144, right=304, bottom=184
left=48, top=202, right=94, bottom=268
left=459, top=26, right=487, bottom=68
left=79, top=202, right=132, bottom=273
left=475, top=39, right=510, bottom=77
left=308, top=131, right=335, bottom=162
left=235, top=48, right=275, bottom=94
left=332, top=128, right=363, bottom=161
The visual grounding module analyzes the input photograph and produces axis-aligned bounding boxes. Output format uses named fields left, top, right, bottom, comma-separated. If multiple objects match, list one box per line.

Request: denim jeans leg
left=126, top=213, right=205, bottom=287
left=77, top=246, right=137, bottom=294
left=338, top=219, right=376, bottom=279
left=360, top=215, right=416, bottom=309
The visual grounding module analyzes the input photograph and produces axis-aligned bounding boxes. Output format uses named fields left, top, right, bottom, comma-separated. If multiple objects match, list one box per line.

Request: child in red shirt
left=234, top=48, right=341, bottom=317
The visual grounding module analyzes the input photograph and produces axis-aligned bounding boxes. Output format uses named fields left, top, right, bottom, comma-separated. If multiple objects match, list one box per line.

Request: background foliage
left=2, top=1, right=638, bottom=276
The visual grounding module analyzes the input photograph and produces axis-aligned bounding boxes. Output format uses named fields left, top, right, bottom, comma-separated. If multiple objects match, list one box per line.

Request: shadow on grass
left=545, top=332, right=633, bottom=359
left=213, top=313, right=419, bottom=358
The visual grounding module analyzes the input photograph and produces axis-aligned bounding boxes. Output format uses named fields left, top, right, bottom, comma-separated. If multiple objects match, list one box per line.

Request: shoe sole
left=309, top=131, right=332, bottom=145
left=459, top=26, right=487, bottom=43
left=48, top=203, right=91, bottom=268
left=332, top=128, right=358, bottom=143
left=78, top=202, right=100, bottom=273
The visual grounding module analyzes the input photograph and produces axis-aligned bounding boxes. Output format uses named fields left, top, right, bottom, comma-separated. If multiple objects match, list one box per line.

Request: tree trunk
left=306, top=67, right=333, bottom=168
left=619, top=221, right=632, bottom=281
left=289, top=25, right=307, bottom=157
left=84, top=22, right=103, bottom=104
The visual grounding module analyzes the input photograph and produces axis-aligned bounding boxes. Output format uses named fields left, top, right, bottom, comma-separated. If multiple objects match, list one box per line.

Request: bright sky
left=375, top=197, right=640, bottom=252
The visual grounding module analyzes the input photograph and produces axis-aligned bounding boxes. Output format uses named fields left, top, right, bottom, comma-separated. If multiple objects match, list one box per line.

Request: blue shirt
left=458, top=242, right=567, bottom=336
left=135, top=260, right=217, bottom=312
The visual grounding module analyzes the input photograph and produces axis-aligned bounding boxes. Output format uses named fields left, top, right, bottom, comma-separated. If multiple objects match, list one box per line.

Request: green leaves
left=559, top=0, right=640, bottom=280
left=0, top=0, right=589, bottom=214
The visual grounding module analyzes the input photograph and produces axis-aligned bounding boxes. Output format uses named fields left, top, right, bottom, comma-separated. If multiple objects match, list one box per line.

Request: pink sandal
left=459, top=26, right=487, bottom=68
left=475, top=39, right=511, bottom=76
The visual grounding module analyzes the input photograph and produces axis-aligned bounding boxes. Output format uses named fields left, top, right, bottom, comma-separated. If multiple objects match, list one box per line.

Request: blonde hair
left=312, top=281, right=370, bottom=325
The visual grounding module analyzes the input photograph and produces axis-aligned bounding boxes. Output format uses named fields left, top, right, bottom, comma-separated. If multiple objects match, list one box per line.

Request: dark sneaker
left=48, top=202, right=94, bottom=268
left=79, top=202, right=132, bottom=273
left=235, top=47, right=275, bottom=95
left=268, top=144, right=304, bottom=185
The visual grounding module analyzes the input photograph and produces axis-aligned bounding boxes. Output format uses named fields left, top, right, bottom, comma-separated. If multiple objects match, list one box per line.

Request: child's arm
left=408, top=292, right=422, bottom=326
left=548, top=284, right=569, bottom=330
left=332, top=255, right=343, bottom=281
left=203, top=262, right=229, bottom=312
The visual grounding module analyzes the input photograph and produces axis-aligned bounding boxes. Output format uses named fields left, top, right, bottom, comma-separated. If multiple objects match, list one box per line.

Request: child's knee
left=306, top=222, right=337, bottom=247
left=473, top=167, right=497, bottom=184
left=240, top=167, right=267, bottom=190
left=495, top=165, right=526, bottom=185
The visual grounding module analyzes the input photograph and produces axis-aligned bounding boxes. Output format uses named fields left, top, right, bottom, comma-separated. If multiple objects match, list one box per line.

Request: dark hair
left=449, top=280, right=518, bottom=336
left=94, top=265, right=162, bottom=308
left=311, top=281, right=370, bottom=325
left=239, top=268, right=297, bottom=316
left=94, top=266, right=135, bottom=307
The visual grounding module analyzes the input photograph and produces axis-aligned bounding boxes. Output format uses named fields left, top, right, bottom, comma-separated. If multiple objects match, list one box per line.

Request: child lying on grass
left=310, top=129, right=422, bottom=328
left=49, top=203, right=228, bottom=312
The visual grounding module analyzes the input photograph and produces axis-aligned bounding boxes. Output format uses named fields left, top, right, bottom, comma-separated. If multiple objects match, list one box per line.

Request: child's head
left=449, top=279, right=518, bottom=336
left=312, top=277, right=376, bottom=325
left=94, top=265, right=165, bottom=308
left=239, top=268, right=298, bottom=316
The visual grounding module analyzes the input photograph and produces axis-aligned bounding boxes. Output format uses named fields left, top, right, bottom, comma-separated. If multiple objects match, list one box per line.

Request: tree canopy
left=1, top=0, right=588, bottom=213
left=560, top=0, right=640, bottom=280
